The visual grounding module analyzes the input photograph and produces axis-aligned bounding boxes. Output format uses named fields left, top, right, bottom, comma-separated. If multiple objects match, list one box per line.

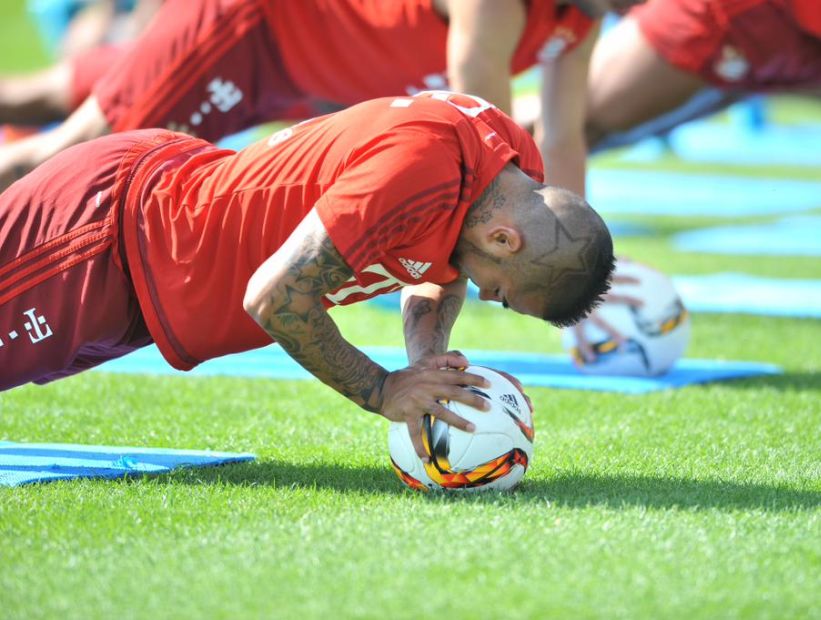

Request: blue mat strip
left=674, top=216, right=821, bottom=256
left=93, top=345, right=780, bottom=395
left=588, top=169, right=820, bottom=217
left=0, top=442, right=255, bottom=487
left=673, top=273, right=821, bottom=319
left=667, top=122, right=821, bottom=168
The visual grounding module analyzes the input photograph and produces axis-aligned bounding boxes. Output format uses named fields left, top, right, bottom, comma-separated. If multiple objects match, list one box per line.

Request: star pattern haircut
left=532, top=220, right=593, bottom=288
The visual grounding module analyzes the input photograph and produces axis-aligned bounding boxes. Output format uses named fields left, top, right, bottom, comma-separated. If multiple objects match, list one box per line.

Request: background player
left=0, top=91, right=614, bottom=459
left=0, top=0, right=644, bottom=194
left=569, top=0, right=820, bottom=362
left=585, top=0, right=821, bottom=149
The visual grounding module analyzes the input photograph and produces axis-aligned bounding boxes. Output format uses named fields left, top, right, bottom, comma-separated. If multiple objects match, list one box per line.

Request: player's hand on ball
left=412, top=350, right=470, bottom=370
left=572, top=274, right=644, bottom=364
left=379, top=365, right=491, bottom=462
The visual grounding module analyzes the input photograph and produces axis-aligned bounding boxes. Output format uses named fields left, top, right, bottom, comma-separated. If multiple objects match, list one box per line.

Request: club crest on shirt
left=398, top=258, right=432, bottom=279
left=714, top=46, right=749, bottom=82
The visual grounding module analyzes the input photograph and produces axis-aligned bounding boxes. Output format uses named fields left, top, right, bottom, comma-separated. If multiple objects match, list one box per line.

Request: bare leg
left=0, top=63, right=73, bottom=125
left=0, top=95, right=110, bottom=192
left=585, top=16, right=707, bottom=148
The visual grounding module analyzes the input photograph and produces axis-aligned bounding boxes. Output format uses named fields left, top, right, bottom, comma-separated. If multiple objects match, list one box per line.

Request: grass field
left=1, top=3, right=820, bottom=619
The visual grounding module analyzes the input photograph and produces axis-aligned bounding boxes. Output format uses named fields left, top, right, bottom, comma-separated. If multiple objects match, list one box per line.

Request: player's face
left=464, top=261, right=548, bottom=320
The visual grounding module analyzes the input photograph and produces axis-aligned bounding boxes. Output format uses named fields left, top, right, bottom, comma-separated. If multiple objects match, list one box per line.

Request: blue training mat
left=674, top=216, right=821, bottom=256
left=0, top=441, right=255, bottom=487
left=668, top=121, right=821, bottom=168
left=588, top=169, right=821, bottom=217
left=673, top=273, right=821, bottom=319
left=93, top=345, right=780, bottom=395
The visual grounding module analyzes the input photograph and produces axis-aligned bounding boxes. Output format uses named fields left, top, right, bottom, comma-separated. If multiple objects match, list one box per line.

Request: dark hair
left=541, top=244, right=615, bottom=328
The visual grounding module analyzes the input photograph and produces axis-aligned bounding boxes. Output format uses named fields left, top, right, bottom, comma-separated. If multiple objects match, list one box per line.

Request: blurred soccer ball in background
left=389, top=366, right=534, bottom=492
left=562, top=259, right=691, bottom=376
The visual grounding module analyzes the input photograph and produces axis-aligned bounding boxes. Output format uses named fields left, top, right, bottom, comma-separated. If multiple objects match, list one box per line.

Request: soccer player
left=0, top=92, right=614, bottom=458
left=585, top=0, right=821, bottom=149
left=0, top=0, right=645, bottom=194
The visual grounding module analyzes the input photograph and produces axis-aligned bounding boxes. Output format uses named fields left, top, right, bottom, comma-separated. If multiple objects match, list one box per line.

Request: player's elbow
left=243, top=278, right=273, bottom=325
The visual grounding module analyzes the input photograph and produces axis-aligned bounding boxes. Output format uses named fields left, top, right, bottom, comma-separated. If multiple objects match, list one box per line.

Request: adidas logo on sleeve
left=398, top=258, right=432, bottom=280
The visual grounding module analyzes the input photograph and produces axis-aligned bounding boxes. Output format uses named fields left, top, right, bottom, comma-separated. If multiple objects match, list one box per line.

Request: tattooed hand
left=380, top=364, right=491, bottom=461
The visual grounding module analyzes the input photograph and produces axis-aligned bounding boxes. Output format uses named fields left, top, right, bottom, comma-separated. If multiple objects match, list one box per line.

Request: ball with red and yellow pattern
left=388, top=365, right=535, bottom=492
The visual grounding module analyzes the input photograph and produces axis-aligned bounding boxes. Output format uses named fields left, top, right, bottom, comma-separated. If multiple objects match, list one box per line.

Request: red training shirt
left=261, top=0, right=594, bottom=105
left=121, top=92, right=544, bottom=370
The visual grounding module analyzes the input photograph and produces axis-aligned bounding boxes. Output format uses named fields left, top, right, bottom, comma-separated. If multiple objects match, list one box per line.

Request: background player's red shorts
left=68, top=44, right=129, bottom=111
left=633, top=0, right=821, bottom=90
left=0, top=130, right=180, bottom=391
left=93, top=0, right=312, bottom=142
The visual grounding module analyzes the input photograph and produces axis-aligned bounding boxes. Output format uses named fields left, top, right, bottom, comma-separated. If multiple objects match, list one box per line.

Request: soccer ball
left=388, top=365, right=534, bottom=492
left=561, top=259, right=691, bottom=376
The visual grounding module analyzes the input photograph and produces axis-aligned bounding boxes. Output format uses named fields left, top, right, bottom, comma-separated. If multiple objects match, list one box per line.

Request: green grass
left=2, top=338, right=820, bottom=619
left=0, top=0, right=49, bottom=72
left=1, top=1, right=820, bottom=619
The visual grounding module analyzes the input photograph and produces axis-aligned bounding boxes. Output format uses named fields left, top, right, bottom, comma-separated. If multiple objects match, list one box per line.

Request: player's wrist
left=361, top=367, right=390, bottom=414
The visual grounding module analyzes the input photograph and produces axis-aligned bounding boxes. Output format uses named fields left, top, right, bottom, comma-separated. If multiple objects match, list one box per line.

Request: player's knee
left=585, top=108, right=620, bottom=150
left=584, top=96, right=641, bottom=149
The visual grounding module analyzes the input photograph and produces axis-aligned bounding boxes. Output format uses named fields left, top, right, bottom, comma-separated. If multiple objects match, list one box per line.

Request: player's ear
left=486, top=225, right=522, bottom=256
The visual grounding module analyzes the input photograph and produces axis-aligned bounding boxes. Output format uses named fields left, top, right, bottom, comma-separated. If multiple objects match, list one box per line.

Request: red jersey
left=262, top=0, right=594, bottom=105
left=121, top=92, right=543, bottom=371
left=788, top=0, right=821, bottom=37
left=634, top=0, right=821, bottom=89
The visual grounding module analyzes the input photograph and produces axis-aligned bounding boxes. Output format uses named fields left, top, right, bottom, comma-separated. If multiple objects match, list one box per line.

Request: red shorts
left=68, top=44, right=129, bottom=111
left=0, top=129, right=182, bottom=391
left=633, top=0, right=821, bottom=91
left=93, top=0, right=313, bottom=142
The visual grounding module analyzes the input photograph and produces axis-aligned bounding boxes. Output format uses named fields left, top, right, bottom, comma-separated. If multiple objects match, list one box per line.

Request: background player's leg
left=0, top=94, right=110, bottom=192
left=585, top=16, right=706, bottom=149
left=0, top=62, right=72, bottom=125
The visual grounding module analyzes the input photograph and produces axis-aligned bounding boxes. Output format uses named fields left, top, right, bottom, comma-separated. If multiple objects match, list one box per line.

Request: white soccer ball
left=561, top=259, right=691, bottom=376
left=388, top=365, right=534, bottom=492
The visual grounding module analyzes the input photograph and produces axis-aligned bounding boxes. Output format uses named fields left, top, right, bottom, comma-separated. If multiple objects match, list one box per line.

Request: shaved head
left=455, top=165, right=614, bottom=326
left=512, top=186, right=614, bottom=326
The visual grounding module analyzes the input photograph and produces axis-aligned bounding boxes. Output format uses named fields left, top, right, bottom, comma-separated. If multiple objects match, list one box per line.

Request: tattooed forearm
left=402, top=283, right=466, bottom=363
left=264, top=299, right=388, bottom=412
left=404, top=298, right=433, bottom=338
left=246, top=216, right=389, bottom=412
left=436, top=294, right=463, bottom=337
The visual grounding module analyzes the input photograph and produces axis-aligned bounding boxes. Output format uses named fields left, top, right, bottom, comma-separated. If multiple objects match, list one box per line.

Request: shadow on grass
left=723, top=371, right=820, bottom=392
left=162, top=460, right=821, bottom=512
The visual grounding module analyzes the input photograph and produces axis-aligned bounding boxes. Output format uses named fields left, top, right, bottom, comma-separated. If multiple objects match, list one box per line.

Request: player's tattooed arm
left=243, top=209, right=388, bottom=412
left=244, top=209, right=488, bottom=446
left=401, top=280, right=467, bottom=365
